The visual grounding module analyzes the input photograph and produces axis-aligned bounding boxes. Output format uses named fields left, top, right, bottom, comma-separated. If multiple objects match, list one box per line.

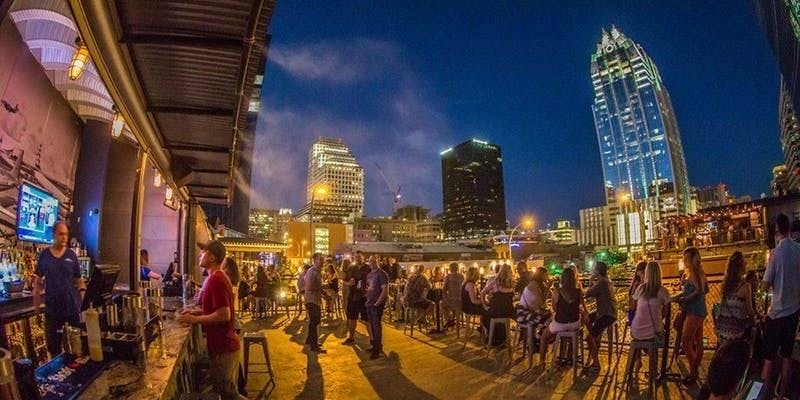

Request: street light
left=309, top=184, right=329, bottom=261
left=508, top=216, right=534, bottom=261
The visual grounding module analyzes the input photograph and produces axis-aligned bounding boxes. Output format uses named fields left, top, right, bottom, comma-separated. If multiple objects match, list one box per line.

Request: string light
left=68, top=37, right=89, bottom=80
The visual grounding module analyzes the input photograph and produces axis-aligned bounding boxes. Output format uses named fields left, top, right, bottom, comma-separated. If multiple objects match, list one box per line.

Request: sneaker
left=342, top=338, right=355, bottom=345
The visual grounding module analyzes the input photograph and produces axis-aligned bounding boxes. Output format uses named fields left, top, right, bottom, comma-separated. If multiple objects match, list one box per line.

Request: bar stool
left=180, top=394, right=220, bottom=400
left=243, top=332, right=275, bottom=392
left=605, top=320, right=619, bottom=360
left=485, top=318, right=513, bottom=364
left=462, top=313, right=482, bottom=349
left=514, top=321, right=536, bottom=368
left=623, top=339, right=658, bottom=397
left=552, top=329, right=583, bottom=378
left=403, top=307, right=423, bottom=337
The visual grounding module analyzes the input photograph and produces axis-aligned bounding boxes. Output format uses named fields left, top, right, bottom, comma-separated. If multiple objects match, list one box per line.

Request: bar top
left=77, top=308, right=194, bottom=399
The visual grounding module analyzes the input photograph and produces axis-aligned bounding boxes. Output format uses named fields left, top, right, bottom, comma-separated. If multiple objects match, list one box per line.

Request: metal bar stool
left=514, top=321, right=536, bottom=368
left=403, top=307, right=422, bottom=337
left=485, top=317, right=513, bottom=364
left=462, top=313, right=482, bottom=349
left=243, top=332, right=276, bottom=397
left=552, top=329, right=583, bottom=379
left=623, top=339, right=659, bottom=397
left=605, top=320, right=619, bottom=360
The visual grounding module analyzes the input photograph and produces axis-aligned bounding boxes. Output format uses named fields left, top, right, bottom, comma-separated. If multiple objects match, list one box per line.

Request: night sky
left=251, top=1, right=782, bottom=227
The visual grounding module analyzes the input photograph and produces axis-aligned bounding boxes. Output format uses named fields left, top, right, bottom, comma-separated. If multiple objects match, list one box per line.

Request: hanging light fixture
left=110, top=106, right=125, bottom=138
left=165, top=186, right=174, bottom=201
left=153, top=170, right=162, bottom=188
left=68, top=37, right=90, bottom=80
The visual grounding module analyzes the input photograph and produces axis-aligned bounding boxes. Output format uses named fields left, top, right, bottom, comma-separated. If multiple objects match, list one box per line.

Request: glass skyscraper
left=591, top=26, right=691, bottom=215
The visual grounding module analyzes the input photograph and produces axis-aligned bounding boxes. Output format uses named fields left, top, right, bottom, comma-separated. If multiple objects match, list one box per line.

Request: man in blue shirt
left=32, top=221, right=86, bottom=356
left=139, top=249, right=162, bottom=282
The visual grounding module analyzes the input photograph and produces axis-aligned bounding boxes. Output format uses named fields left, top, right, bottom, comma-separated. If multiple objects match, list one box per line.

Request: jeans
left=209, top=349, right=241, bottom=400
left=366, top=303, right=385, bottom=352
left=44, top=313, right=80, bottom=357
left=306, top=302, right=321, bottom=348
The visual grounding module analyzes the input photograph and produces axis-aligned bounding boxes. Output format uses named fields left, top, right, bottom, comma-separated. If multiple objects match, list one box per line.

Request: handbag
left=646, top=295, right=666, bottom=347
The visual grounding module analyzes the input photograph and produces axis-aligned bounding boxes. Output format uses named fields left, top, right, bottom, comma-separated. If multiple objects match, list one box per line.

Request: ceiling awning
left=68, top=0, right=275, bottom=204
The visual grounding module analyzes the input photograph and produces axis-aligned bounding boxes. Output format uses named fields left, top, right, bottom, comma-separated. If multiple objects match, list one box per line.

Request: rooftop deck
left=242, top=314, right=711, bottom=399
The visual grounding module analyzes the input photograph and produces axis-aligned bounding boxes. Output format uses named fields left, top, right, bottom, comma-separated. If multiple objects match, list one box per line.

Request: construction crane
left=375, top=162, right=402, bottom=213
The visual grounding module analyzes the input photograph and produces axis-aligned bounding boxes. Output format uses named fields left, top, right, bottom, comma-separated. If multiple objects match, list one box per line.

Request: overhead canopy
left=68, top=0, right=274, bottom=204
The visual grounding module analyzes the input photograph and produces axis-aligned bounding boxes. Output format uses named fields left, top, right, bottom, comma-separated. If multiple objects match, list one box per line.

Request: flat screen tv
left=17, top=183, right=59, bottom=244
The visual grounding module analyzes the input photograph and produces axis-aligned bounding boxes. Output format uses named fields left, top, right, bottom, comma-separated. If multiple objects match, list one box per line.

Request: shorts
left=763, top=310, right=800, bottom=359
left=346, top=300, right=368, bottom=322
left=548, top=320, right=581, bottom=334
left=588, top=312, right=617, bottom=337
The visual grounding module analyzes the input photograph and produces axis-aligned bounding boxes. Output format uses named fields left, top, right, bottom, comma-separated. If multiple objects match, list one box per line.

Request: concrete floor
left=241, top=312, right=707, bottom=400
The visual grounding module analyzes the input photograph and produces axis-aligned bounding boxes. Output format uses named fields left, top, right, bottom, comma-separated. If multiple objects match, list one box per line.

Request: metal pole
left=309, top=193, right=314, bottom=262
left=129, top=150, right=147, bottom=290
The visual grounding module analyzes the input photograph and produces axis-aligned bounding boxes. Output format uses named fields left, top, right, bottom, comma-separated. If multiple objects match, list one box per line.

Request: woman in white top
left=631, top=261, right=670, bottom=340
left=515, top=267, right=552, bottom=341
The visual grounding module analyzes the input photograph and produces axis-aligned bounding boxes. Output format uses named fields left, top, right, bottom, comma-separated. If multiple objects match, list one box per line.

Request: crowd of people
left=160, top=212, right=800, bottom=399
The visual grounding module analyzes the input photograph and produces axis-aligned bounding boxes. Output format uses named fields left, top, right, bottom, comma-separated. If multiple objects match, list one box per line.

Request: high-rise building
left=591, top=26, right=691, bottom=215
left=394, top=205, right=430, bottom=222
left=578, top=205, right=616, bottom=247
left=694, top=183, right=737, bottom=210
left=539, top=220, right=578, bottom=245
left=248, top=209, right=278, bottom=239
left=753, top=0, right=800, bottom=113
left=779, top=79, right=800, bottom=193
left=441, top=139, right=507, bottom=240
left=300, top=138, right=364, bottom=222
left=772, top=164, right=789, bottom=196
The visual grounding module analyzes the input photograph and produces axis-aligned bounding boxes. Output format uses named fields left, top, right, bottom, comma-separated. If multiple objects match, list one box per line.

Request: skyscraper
left=591, top=26, right=691, bottom=215
left=779, top=79, right=800, bottom=193
left=441, top=139, right=507, bottom=240
left=753, top=0, right=800, bottom=113
left=300, top=137, right=364, bottom=222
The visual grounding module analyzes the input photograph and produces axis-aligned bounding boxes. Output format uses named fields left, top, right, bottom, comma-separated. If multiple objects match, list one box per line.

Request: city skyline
left=251, top=1, right=780, bottom=226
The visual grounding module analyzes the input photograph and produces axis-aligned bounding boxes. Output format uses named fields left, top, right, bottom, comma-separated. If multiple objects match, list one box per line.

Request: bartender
left=32, top=221, right=86, bottom=356
left=139, top=249, right=163, bottom=282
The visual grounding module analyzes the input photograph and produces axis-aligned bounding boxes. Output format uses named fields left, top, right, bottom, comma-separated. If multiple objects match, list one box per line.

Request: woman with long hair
left=540, top=268, right=584, bottom=363
left=673, top=247, right=709, bottom=383
left=462, top=267, right=484, bottom=317
left=627, top=261, right=648, bottom=325
left=516, top=267, right=552, bottom=345
left=713, top=252, right=755, bottom=347
left=481, top=264, right=515, bottom=346
left=629, top=262, right=671, bottom=370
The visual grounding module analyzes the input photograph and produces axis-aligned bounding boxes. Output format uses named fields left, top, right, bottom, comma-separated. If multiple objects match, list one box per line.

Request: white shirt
left=764, top=237, right=800, bottom=319
left=631, top=286, right=670, bottom=340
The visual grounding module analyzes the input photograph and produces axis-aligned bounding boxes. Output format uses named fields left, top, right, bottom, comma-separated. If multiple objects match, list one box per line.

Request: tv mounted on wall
left=17, top=182, right=59, bottom=244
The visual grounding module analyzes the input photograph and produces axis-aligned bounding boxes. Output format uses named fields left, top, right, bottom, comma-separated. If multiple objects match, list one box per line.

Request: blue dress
left=682, top=281, right=708, bottom=318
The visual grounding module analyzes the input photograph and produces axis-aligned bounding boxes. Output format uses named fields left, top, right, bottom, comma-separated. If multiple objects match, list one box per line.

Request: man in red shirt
left=178, top=240, right=241, bottom=400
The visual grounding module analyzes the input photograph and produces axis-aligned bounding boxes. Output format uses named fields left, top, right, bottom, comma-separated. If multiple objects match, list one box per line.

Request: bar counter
left=77, top=316, right=196, bottom=399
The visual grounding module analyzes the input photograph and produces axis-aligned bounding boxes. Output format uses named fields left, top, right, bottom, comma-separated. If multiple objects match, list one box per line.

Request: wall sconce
left=68, top=37, right=89, bottom=80
left=111, top=106, right=125, bottom=138
left=165, top=186, right=174, bottom=201
left=154, top=170, right=162, bottom=188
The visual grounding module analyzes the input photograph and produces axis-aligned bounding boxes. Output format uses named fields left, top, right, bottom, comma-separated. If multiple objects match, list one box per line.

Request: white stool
left=623, top=339, right=659, bottom=397
left=462, top=313, right=482, bottom=349
left=514, top=321, right=536, bottom=368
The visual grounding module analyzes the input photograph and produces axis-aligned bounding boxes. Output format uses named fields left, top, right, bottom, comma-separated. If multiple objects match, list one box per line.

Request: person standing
left=304, top=253, right=326, bottom=353
left=365, top=256, right=389, bottom=359
left=761, top=213, right=800, bottom=399
left=32, top=221, right=85, bottom=357
left=672, top=246, right=708, bottom=384
left=178, top=241, right=241, bottom=400
left=442, top=263, right=465, bottom=327
left=343, top=252, right=371, bottom=345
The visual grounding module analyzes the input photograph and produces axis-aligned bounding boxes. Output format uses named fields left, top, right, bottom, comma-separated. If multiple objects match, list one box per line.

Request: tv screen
left=17, top=183, right=59, bottom=244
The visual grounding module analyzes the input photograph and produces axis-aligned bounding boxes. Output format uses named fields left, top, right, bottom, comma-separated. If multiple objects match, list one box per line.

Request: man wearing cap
left=178, top=240, right=241, bottom=400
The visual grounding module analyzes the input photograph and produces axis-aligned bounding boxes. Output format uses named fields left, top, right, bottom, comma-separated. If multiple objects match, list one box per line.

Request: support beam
left=129, top=149, right=147, bottom=290
left=169, top=144, right=230, bottom=154
left=120, top=33, right=243, bottom=49
left=149, top=106, right=234, bottom=116
left=187, top=183, right=229, bottom=189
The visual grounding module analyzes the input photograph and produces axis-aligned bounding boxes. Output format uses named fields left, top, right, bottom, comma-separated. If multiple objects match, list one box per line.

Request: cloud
left=269, top=38, right=400, bottom=84
left=251, top=38, right=455, bottom=216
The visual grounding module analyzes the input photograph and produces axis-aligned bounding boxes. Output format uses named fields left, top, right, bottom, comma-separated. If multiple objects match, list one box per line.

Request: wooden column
left=128, top=150, right=147, bottom=289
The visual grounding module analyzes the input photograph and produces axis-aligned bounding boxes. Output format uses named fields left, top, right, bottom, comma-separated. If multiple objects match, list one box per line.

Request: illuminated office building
left=441, top=139, right=507, bottom=240
left=301, top=138, right=364, bottom=222
left=591, top=26, right=691, bottom=215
